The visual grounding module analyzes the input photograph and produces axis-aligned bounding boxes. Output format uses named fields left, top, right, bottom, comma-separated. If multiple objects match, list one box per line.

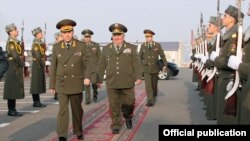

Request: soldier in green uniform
left=200, top=16, right=221, bottom=120
left=52, top=32, right=63, bottom=100
left=227, top=3, right=250, bottom=124
left=190, top=39, right=200, bottom=91
left=81, top=29, right=101, bottom=104
left=3, top=23, right=24, bottom=116
left=139, top=29, right=167, bottom=107
left=97, top=23, right=142, bottom=134
left=49, top=19, right=91, bottom=141
left=210, top=5, right=244, bottom=124
left=30, top=27, right=46, bottom=107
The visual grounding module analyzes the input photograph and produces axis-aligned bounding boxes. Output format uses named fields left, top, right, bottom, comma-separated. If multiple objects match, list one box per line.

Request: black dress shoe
left=58, top=137, right=67, bottom=141
left=112, top=129, right=120, bottom=134
left=126, top=119, right=132, bottom=129
left=145, top=101, right=154, bottom=107
left=33, top=102, right=46, bottom=107
left=77, top=134, right=84, bottom=140
left=7, top=111, right=23, bottom=117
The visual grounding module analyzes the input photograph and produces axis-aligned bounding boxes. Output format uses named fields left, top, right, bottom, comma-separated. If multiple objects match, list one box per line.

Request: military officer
left=3, top=23, right=25, bottom=116
left=49, top=19, right=91, bottom=141
left=139, top=29, right=167, bottom=107
left=52, top=32, right=63, bottom=100
left=81, top=29, right=101, bottom=104
left=227, top=2, right=250, bottom=124
left=97, top=23, right=142, bottom=134
left=210, top=5, right=244, bottom=124
left=30, top=27, right=46, bottom=107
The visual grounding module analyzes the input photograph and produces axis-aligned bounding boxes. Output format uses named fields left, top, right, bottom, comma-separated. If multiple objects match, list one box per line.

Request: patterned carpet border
left=51, top=88, right=148, bottom=141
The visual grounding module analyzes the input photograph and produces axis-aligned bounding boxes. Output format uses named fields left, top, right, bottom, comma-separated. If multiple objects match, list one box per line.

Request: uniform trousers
left=57, top=93, right=83, bottom=137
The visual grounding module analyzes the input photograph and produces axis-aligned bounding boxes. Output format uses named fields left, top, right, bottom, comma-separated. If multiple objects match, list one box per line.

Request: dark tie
left=148, top=44, right=152, bottom=50
left=116, top=46, right=120, bottom=52
left=66, top=43, right=70, bottom=50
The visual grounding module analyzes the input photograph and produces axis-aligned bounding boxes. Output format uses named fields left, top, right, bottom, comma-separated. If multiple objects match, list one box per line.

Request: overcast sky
left=0, top=0, right=249, bottom=44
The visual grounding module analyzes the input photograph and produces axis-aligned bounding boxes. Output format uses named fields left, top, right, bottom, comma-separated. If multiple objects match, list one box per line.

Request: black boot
left=54, top=93, right=58, bottom=100
left=7, top=100, right=23, bottom=117
left=32, top=94, right=46, bottom=107
left=93, top=94, right=97, bottom=103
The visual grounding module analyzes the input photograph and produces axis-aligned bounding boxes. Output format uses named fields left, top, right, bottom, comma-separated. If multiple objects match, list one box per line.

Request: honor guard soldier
left=210, top=5, right=244, bottom=124
left=3, top=23, right=25, bottom=116
left=227, top=2, right=250, bottom=124
left=98, top=23, right=142, bottom=134
left=49, top=19, right=91, bottom=141
left=201, top=16, right=221, bottom=120
left=30, top=27, right=46, bottom=107
left=81, top=29, right=101, bottom=104
left=139, top=29, right=167, bottom=107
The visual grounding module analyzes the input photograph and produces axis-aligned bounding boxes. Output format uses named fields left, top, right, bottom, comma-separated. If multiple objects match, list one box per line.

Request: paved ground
left=0, top=67, right=215, bottom=141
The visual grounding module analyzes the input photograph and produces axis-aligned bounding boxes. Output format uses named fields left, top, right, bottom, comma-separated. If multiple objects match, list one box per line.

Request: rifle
left=21, top=20, right=30, bottom=77
left=44, top=22, right=49, bottom=75
left=224, top=0, right=243, bottom=116
left=206, top=0, right=221, bottom=82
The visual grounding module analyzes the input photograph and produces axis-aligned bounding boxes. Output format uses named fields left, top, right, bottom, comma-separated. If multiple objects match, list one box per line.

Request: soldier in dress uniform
left=81, top=29, right=101, bottom=104
left=30, top=27, right=46, bottom=107
left=139, top=29, right=167, bottom=107
left=52, top=32, right=63, bottom=100
left=227, top=2, right=250, bottom=124
left=97, top=23, right=142, bottom=134
left=3, top=23, right=24, bottom=116
left=200, top=16, right=221, bottom=120
left=49, top=19, right=91, bottom=141
left=190, top=38, right=200, bottom=90
left=210, top=5, right=244, bottom=124
left=55, top=32, right=63, bottom=43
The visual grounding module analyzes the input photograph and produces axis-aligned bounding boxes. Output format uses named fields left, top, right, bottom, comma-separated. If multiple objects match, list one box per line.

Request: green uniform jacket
left=49, top=39, right=90, bottom=94
left=214, top=25, right=237, bottom=72
left=83, top=41, right=101, bottom=83
left=98, top=42, right=142, bottom=89
left=30, top=38, right=46, bottom=94
left=139, top=42, right=167, bottom=73
left=3, top=37, right=25, bottom=99
left=205, top=35, right=217, bottom=68
left=237, top=29, right=250, bottom=124
left=214, top=25, right=238, bottom=124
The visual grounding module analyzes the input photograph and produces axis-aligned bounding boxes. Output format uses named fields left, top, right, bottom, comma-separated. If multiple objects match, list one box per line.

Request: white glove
left=201, top=55, right=208, bottom=63
left=197, top=54, right=203, bottom=59
left=226, top=80, right=234, bottom=92
left=189, top=53, right=193, bottom=58
left=24, top=51, right=28, bottom=57
left=227, top=55, right=241, bottom=70
left=210, top=51, right=219, bottom=61
left=25, top=62, right=30, bottom=67
left=194, top=54, right=199, bottom=58
left=45, top=61, right=51, bottom=66
left=45, top=51, right=50, bottom=56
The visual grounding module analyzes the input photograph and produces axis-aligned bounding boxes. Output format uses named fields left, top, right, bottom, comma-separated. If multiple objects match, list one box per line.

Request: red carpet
left=51, top=88, right=149, bottom=141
